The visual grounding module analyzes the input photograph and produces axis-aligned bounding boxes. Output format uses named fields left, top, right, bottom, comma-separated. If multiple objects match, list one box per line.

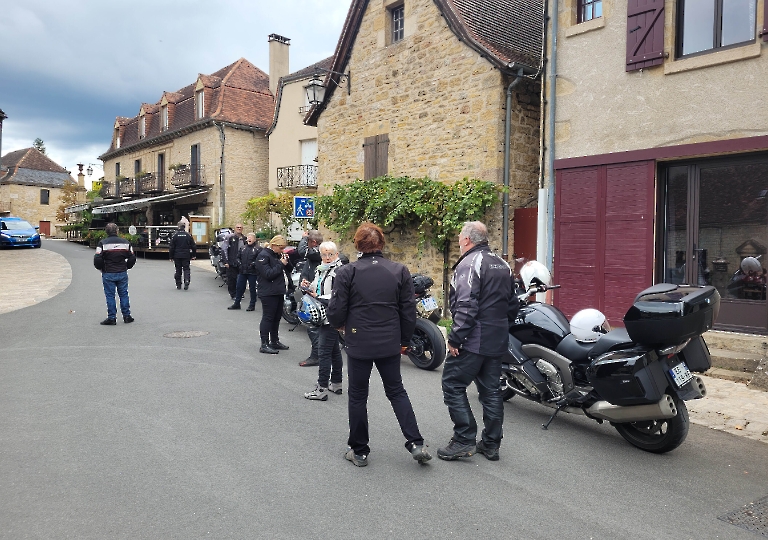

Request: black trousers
left=234, top=273, right=258, bottom=308
left=441, top=350, right=504, bottom=447
left=347, top=353, right=424, bottom=456
left=174, top=258, right=191, bottom=285
left=317, top=325, right=343, bottom=387
left=226, top=265, right=239, bottom=298
left=259, top=294, right=283, bottom=344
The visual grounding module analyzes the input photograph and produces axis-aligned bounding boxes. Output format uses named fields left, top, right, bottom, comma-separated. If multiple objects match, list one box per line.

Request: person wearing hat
left=168, top=219, right=197, bottom=290
left=254, top=235, right=292, bottom=354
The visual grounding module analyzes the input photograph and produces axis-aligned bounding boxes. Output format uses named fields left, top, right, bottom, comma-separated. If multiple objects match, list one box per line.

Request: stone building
left=97, top=55, right=277, bottom=231
left=543, top=0, right=768, bottom=333
left=0, top=148, right=84, bottom=236
left=306, top=0, right=545, bottom=284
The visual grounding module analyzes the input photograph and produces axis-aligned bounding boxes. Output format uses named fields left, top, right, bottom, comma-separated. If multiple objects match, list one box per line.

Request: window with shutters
left=577, top=0, right=602, bottom=23
left=363, top=134, right=389, bottom=180
left=626, top=0, right=665, bottom=71
left=676, top=0, right=757, bottom=57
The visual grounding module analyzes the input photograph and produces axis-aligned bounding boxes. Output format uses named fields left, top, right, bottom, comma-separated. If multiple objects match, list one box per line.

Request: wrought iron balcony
left=171, top=165, right=206, bottom=189
left=102, top=180, right=119, bottom=199
left=120, top=177, right=140, bottom=197
left=277, top=165, right=317, bottom=189
left=139, top=172, right=165, bottom=194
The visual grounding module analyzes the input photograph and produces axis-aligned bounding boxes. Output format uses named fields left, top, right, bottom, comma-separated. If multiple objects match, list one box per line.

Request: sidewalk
left=2, top=242, right=766, bottom=445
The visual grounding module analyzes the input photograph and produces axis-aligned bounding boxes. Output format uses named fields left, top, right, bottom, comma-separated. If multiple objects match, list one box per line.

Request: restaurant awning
left=91, top=188, right=209, bottom=215
left=64, top=203, right=91, bottom=214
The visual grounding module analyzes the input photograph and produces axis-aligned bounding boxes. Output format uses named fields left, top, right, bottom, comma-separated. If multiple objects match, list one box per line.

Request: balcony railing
left=102, top=180, right=119, bottom=199
left=139, top=172, right=165, bottom=194
left=171, top=165, right=206, bottom=189
left=120, top=177, right=140, bottom=197
left=277, top=165, right=318, bottom=189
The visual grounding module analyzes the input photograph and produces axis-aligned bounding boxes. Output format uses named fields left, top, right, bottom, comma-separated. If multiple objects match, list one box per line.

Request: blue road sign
left=293, top=196, right=315, bottom=219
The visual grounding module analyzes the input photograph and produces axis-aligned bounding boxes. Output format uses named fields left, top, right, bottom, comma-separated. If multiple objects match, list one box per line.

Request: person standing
left=302, top=241, right=345, bottom=401
left=327, top=222, right=431, bottom=467
left=438, top=221, right=519, bottom=462
left=297, top=230, right=324, bottom=367
left=168, top=220, right=197, bottom=290
left=221, top=223, right=246, bottom=300
left=228, top=232, right=261, bottom=311
left=93, top=222, right=136, bottom=325
left=254, top=235, right=292, bottom=354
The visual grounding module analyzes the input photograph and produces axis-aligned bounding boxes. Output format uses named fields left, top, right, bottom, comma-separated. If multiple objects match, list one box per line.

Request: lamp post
left=0, top=109, right=7, bottom=174
left=305, top=68, right=351, bottom=107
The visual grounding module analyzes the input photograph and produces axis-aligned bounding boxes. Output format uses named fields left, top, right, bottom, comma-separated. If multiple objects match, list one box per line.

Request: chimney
left=268, top=34, right=290, bottom=97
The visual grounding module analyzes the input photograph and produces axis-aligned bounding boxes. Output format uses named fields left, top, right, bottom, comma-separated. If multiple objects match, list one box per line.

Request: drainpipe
left=543, top=0, right=559, bottom=270
left=503, top=67, right=525, bottom=260
left=217, top=122, right=226, bottom=225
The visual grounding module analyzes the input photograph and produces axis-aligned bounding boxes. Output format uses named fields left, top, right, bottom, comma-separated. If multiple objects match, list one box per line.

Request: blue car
left=0, top=216, right=42, bottom=248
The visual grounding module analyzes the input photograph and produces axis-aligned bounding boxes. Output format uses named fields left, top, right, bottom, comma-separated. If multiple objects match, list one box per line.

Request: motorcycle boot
left=437, top=438, right=476, bottom=460
left=259, top=341, right=279, bottom=354
left=475, top=439, right=499, bottom=461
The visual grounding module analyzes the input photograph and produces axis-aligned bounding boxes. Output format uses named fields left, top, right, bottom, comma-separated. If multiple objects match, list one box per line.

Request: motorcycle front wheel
left=612, top=397, right=689, bottom=454
left=407, top=318, right=446, bottom=370
left=282, top=296, right=300, bottom=325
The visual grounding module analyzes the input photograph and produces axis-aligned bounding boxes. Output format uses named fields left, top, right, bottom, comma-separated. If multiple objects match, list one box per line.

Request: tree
left=56, top=181, right=79, bottom=222
left=33, top=138, right=46, bottom=154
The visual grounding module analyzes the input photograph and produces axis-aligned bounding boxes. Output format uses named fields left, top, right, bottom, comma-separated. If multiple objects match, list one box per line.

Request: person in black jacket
left=327, top=222, right=431, bottom=467
left=254, top=235, right=292, bottom=354
left=221, top=223, right=246, bottom=299
left=438, top=221, right=519, bottom=462
left=168, top=220, right=197, bottom=290
left=228, top=233, right=261, bottom=311
left=93, top=222, right=137, bottom=325
left=297, top=229, right=324, bottom=367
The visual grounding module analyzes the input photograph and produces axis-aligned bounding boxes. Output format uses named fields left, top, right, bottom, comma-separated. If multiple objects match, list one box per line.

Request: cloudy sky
left=0, top=0, right=352, bottom=187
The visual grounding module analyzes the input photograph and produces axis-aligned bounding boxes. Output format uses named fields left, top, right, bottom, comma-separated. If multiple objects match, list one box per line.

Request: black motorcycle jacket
left=222, top=233, right=245, bottom=267
left=255, top=248, right=291, bottom=297
left=237, top=243, right=262, bottom=275
left=327, top=252, right=416, bottom=359
left=448, top=243, right=519, bottom=356
left=168, top=229, right=197, bottom=259
left=94, top=233, right=136, bottom=273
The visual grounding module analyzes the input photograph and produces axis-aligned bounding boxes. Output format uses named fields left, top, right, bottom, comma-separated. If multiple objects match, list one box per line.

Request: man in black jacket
left=438, top=221, right=519, bottom=462
left=228, top=232, right=261, bottom=311
left=297, top=229, right=324, bottom=367
left=221, top=223, right=245, bottom=299
left=168, top=220, right=197, bottom=290
left=327, top=222, right=431, bottom=467
left=93, top=222, right=137, bottom=325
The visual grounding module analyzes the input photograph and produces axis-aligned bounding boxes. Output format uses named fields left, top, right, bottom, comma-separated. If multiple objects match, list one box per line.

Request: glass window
left=161, top=105, right=168, bottom=130
left=139, top=116, right=145, bottom=138
left=577, top=0, right=603, bottom=23
left=392, top=5, right=404, bottom=43
left=40, top=189, right=49, bottom=205
left=196, top=90, right=205, bottom=119
left=678, top=0, right=756, bottom=56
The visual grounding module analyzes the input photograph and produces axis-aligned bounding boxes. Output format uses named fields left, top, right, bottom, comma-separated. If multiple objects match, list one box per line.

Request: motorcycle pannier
left=678, top=335, right=712, bottom=373
left=586, top=349, right=669, bottom=406
left=623, top=284, right=720, bottom=346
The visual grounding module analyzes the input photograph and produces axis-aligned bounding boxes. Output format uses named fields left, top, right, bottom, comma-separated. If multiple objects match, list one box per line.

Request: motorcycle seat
left=556, top=328, right=635, bottom=364
left=588, top=328, right=634, bottom=358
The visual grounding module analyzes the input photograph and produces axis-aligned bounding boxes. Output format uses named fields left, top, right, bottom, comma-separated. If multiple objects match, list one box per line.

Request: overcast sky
left=0, top=0, right=351, bottom=187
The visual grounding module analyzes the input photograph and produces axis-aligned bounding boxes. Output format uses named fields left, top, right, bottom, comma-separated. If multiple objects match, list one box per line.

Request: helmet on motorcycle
left=298, top=295, right=327, bottom=327
left=570, top=308, right=611, bottom=343
left=520, top=261, right=552, bottom=290
left=741, top=256, right=762, bottom=274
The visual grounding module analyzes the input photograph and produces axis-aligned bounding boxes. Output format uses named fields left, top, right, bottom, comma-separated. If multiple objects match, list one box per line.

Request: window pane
left=681, top=0, right=716, bottom=55
left=721, top=0, right=756, bottom=47
left=594, top=1, right=602, bottom=18
left=664, top=167, right=689, bottom=284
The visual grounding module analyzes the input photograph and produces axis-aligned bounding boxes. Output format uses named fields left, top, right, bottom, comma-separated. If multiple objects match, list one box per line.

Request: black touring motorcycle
left=501, top=261, right=719, bottom=454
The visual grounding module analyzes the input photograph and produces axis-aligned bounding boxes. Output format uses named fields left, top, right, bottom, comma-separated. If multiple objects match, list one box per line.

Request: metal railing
left=139, top=172, right=165, bottom=194
left=277, top=165, right=318, bottom=189
left=171, top=165, right=206, bottom=189
left=120, top=177, right=140, bottom=197
left=101, top=181, right=119, bottom=199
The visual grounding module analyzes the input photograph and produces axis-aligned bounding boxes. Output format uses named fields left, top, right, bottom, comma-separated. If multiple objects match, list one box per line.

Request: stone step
left=705, top=367, right=754, bottom=385
left=709, top=347, right=763, bottom=373
left=704, top=330, right=768, bottom=356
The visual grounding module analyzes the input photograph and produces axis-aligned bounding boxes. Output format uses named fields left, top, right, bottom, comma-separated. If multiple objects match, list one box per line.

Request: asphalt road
left=1, top=241, right=768, bottom=539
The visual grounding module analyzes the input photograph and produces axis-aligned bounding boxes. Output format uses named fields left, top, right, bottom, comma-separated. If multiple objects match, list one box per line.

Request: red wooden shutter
left=363, top=136, right=376, bottom=180
left=375, top=134, right=389, bottom=177
left=626, top=0, right=665, bottom=72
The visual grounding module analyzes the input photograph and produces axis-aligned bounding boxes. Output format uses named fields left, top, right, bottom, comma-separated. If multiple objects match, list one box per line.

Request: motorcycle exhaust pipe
left=677, top=376, right=707, bottom=401
left=586, top=395, right=678, bottom=423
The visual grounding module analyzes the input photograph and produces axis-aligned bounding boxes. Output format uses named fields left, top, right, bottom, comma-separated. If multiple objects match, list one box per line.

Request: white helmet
left=570, top=308, right=611, bottom=343
left=520, top=261, right=552, bottom=289
left=741, top=256, right=762, bottom=274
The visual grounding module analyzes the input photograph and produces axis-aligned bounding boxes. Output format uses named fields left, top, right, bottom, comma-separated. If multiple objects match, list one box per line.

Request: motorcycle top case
left=623, top=284, right=720, bottom=346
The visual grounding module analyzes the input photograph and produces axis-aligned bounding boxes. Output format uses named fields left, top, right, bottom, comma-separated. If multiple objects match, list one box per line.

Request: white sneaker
left=328, top=382, right=343, bottom=395
left=304, top=385, right=328, bottom=401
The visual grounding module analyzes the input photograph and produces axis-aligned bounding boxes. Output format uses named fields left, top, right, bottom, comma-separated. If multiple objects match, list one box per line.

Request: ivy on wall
left=241, top=191, right=317, bottom=236
left=315, top=176, right=501, bottom=251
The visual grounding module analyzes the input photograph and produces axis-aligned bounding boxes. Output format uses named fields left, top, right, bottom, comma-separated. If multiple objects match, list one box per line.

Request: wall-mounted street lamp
left=305, top=68, right=351, bottom=107
left=86, top=163, right=103, bottom=177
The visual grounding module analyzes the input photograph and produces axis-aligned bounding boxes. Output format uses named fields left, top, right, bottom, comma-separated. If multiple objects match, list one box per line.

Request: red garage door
left=554, top=161, right=655, bottom=326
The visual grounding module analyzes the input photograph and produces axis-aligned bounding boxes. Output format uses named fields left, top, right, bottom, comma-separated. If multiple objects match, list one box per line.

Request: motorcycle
left=282, top=254, right=305, bottom=326
left=500, top=261, right=719, bottom=454
left=209, top=228, right=232, bottom=286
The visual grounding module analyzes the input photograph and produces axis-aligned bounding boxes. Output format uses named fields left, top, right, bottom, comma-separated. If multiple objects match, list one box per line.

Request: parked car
left=0, top=217, right=41, bottom=248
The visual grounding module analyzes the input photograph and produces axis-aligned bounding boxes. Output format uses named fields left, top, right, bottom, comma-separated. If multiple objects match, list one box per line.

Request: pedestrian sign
left=294, top=196, right=315, bottom=219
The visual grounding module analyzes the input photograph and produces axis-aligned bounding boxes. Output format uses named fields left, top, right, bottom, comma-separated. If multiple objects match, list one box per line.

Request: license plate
left=670, top=362, right=693, bottom=388
left=420, top=296, right=438, bottom=311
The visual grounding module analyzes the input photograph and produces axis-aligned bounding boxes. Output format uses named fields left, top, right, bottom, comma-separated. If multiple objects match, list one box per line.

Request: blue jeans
left=234, top=273, right=257, bottom=308
left=102, top=272, right=131, bottom=320
left=441, top=350, right=503, bottom=448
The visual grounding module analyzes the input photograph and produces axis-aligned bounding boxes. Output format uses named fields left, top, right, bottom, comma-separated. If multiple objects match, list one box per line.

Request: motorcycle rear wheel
left=612, top=397, right=689, bottom=454
left=282, top=298, right=300, bottom=325
left=407, top=318, right=446, bottom=370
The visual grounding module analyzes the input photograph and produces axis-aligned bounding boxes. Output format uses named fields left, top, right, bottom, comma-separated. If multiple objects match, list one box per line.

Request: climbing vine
left=316, top=176, right=500, bottom=251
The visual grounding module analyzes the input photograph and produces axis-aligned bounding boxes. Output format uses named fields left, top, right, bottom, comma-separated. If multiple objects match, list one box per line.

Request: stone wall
left=0, top=184, right=67, bottom=235
left=316, top=0, right=541, bottom=298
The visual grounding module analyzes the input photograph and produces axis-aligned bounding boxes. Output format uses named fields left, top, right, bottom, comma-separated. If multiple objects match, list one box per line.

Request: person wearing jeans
left=93, top=222, right=136, bottom=325
left=302, top=242, right=344, bottom=401
left=228, top=233, right=261, bottom=311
